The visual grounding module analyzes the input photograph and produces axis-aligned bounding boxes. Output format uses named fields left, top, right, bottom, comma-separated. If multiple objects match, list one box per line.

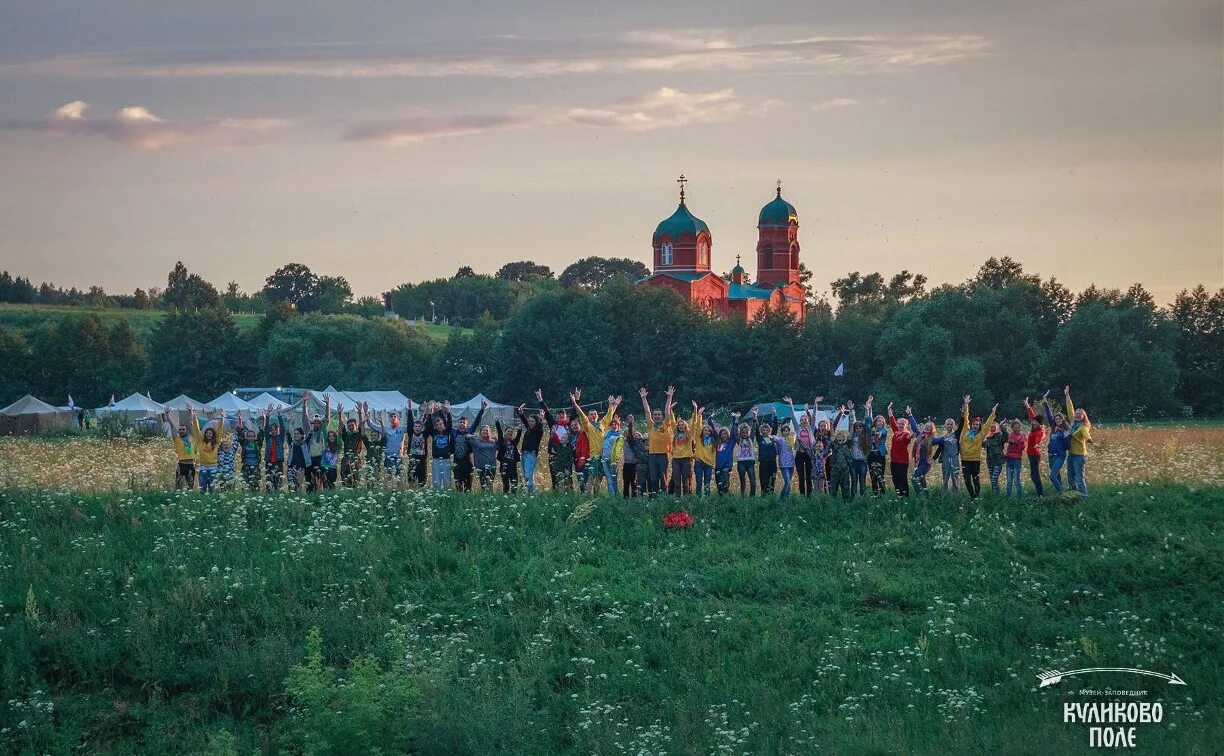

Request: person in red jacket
left=1023, top=397, right=1046, bottom=498
left=886, top=403, right=914, bottom=496
left=575, top=427, right=592, bottom=493
left=1004, top=418, right=1027, bottom=498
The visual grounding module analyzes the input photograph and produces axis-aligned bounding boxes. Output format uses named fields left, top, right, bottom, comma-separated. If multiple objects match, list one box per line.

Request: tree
left=1168, top=286, right=1224, bottom=415
left=132, top=288, right=153, bottom=310
left=496, top=261, right=554, bottom=282
left=26, top=315, right=148, bottom=406
left=830, top=270, right=926, bottom=318
left=973, top=256, right=1036, bottom=289
left=0, top=326, right=31, bottom=402
left=558, top=257, right=650, bottom=291
left=312, top=276, right=353, bottom=314
left=146, top=309, right=244, bottom=400
left=454, top=266, right=477, bottom=279
left=263, top=263, right=319, bottom=310
left=163, top=261, right=220, bottom=312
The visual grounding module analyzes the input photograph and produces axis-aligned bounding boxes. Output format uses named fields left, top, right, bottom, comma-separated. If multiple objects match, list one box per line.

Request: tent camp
left=207, top=392, right=255, bottom=415
left=0, top=394, right=74, bottom=435
left=246, top=392, right=289, bottom=412
left=749, top=402, right=854, bottom=432
left=449, top=393, right=517, bottom=427
left=297, top=387, right=415, bottom=425
left=95, top=392, right=162, bottom=423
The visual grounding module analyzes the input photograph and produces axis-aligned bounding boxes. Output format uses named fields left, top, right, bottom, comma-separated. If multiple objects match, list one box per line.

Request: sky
left=0, top=0, right=1220, bottom=303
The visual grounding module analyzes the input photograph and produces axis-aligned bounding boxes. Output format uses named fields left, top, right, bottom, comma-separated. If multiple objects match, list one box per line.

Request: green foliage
left=260, top=314, right=435, bottom=390
left=0, top=487, right=1220, bottom=752
left=386, top=273, right=536, bottom=327
left=164, top=261, right=221, bottom=312
left=282, top=627, right=420, bottom=755
left=24, top=314, right=148, bottom=407
left=146, top=309, right=245, bottom=400
left=1170, top=285, right=1224, bottom=415
left=558, top=255, right=651, bottom=291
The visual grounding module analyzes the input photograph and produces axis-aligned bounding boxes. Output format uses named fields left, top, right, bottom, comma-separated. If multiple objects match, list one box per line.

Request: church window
left=661, top=242, right=673, bottom=265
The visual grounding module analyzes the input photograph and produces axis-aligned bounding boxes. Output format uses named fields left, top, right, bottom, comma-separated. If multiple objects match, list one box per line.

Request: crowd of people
left=162, top=386, right=1094, bottom=500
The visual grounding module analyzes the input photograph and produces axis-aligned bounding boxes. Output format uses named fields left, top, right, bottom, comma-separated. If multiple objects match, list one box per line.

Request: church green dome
left=653, top=202, right=710, bottom=241
left=759, top=188, right=797, bottom=226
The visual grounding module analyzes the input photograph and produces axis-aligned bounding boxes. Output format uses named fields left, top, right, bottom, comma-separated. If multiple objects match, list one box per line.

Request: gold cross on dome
left=677, top=174, right=687, bottom=203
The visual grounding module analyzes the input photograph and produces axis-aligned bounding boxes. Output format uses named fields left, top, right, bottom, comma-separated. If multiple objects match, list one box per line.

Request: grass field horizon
left=2, top=483, right=1221, bottom=754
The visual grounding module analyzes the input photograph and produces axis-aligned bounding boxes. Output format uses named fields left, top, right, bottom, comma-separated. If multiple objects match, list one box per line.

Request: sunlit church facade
left=637, top=177, right=806, bottom=323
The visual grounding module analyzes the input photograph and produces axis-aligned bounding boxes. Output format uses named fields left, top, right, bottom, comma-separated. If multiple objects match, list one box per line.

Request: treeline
left=0, top=257, right=1219, bottom=420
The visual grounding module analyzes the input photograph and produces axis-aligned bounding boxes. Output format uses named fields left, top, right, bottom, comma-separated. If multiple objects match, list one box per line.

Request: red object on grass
left=663, top=512, right=694, bottom=529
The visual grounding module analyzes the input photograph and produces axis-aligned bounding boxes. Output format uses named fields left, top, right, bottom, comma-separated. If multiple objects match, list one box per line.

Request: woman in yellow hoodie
left=692, top=401, right=716, bottom=496
left=1064, top=385, right=1092, bottom=496
left=958, top=395, right=997, bottom=501
left=191, top=405, right=228, bottom=493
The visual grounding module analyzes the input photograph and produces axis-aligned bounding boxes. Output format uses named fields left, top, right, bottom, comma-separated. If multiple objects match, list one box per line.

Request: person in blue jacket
left=1042, top=390, right=1072, bottom=493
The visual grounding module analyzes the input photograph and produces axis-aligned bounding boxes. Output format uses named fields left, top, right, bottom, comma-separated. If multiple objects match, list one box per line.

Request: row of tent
left=3, top=387, right=849, bottom=437
left=0, top=388, right=522, bottom=435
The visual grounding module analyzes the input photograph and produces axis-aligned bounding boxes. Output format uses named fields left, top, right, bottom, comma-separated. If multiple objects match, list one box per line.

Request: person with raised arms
left=365, top=402, right=406, bottom=482
left=260, top=406, right=290, bottom=492
left=301, top=391, right=330, bottom=492
left=620, top=413, right=648, bottom=497
left=1022, top=396, right=1046, bottom=498
left=958, top=395, right=998, bottom=500
left=520, top=395, right=548, bottom=493
left=1042, top=390, right=1071, bottom=494
left=692, top=402, right=716, bottom=496
left=495, top=418, right=523, bottom=493
left=1065, top=385, right=1092, bottom=496
left=540, top=392, right=571, bottom=490
left=235, top=409, right=263, bottom=492
left=751, top=406, right=779, bottom=495
left=192, top=404, right=228, bottom=494
left=163, top=404, right=198, bottom=491
left=640, top=386, right=676, bottom=498
left=886, top=403, right=914, bottom=497
left=335, top=403, right=366, bottom=487
left=572, top=389, right=620, bottom=495
left=428, top=400, right=458, bottom=490
left=730, top=409, right=757, bottom=496
left=451, top=400, right=487, bottom=492
left=669, top=400, right=699, bottom=496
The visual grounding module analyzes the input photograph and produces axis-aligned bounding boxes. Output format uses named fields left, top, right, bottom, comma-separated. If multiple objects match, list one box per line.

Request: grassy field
left=0, top=303, right=461, bottom=342
left=1, top=485, right=1220, bottom=754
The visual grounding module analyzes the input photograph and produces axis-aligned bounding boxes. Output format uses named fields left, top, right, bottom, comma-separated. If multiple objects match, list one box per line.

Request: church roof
left=759, top=187, right=797, bottom=226
left=728, top=282, right=778, bottom=301
left=653, top=202, right=710, bottom=241
left=641, top=271, right=720, bottom=284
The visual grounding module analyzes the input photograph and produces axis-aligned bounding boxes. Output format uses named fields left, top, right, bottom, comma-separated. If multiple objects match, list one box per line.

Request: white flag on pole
left=833, top=362, right=845, bottom=377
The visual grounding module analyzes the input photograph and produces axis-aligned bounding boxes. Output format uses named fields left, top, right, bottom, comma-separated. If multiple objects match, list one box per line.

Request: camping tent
left=748, top=402, right=854, bottom=432
left=450, top=393, right=516, bottom=427
left=246, top=392, right=289, bottom=412
left=207, top=392, right=255, bottom=414
left=0, top=394, right=74, bottom=435
left=95, top=392, right=162, bottom=423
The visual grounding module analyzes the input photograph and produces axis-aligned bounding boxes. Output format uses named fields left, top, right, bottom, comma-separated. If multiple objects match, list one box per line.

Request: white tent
left=246, top=392, right=289, bottom=411
left=95, top=392, right=162, bottom=422
left=163, top=394, right=206, bottom=411
left=1, top=394, right=74, bottom=434
left=207, top=392, right=255, bottom=414
left=299, top=387, right=415, bottom=424
left=450, top=393, right=516, bottom=426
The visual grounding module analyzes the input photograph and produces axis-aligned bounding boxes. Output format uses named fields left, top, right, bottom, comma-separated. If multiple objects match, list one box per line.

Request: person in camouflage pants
left=827, top=431, right=854, bottom=501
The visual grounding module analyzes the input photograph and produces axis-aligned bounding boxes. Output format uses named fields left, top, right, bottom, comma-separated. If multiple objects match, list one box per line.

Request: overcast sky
left=0, top=0, right=1220, bottom=302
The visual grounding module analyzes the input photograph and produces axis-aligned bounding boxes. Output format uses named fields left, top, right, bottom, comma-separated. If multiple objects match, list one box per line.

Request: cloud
left=565, top=87, right=743, bottom=131
left=344, top=87, right=748, bottom=145
left=0, top=31, right=989, bottom=80
left=1, top=100, right=287, bottom=149
left=812, top=97, right=860, bottom=111
left=343, top=113, right=528, bottom=145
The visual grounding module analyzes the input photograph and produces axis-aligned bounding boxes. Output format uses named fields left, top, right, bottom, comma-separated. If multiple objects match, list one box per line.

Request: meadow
left=1, top=427, right=1222, bottom=754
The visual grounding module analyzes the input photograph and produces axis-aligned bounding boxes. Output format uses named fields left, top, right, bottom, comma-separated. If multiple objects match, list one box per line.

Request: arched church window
left=661, top=242, right=673, bottom=265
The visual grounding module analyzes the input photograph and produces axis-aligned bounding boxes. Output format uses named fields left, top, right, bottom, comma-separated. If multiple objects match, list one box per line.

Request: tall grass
left=1, top=486, right=1220, bottom=753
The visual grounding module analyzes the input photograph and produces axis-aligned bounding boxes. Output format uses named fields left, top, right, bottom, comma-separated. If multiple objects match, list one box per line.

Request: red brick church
left=638, top=177, right=806, bottom=322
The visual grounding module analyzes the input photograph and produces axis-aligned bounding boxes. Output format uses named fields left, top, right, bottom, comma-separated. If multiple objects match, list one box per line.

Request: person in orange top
left=640, top=385, right=675, bottom=498
left=1023, top=397, right=1047, bottom=498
